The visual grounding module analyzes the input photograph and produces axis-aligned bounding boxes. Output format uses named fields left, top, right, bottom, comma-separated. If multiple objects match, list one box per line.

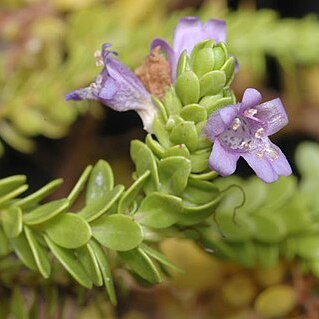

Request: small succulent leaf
left=0, top=184, right=29, bottom=207
left=189, top=150, right=210, bottom=173
left=221, top=56, right=235, bottom=85
left=199, top=70, right=226, bottom=97
left=233, top=241, right=256, bottom=267
left=2, top=207, right=22, bottom=238
left=0, top=175, right=26, bottom=197
left=199, top=93, right=223, bottom=107
left=136, top=193, right=182, bottom=228
left=0, top=227, right=10, bottom=256
left=24, top=226, right=51, bottom=278
left=163, top=144, right=190, bottom=159
left=295, top=235, right=319, bottom=259
left=91, top=214, right=143, bottom=251
left=130, top=140, right=160, bottom=193
left=89, top=239, right=117, bottom=305
left=86, top=160, right=114, bottom=204
left=23, top=199, right=69, bottom=225
left=13, top=179, right=63, bottom=210
left=145, top=134, right=165, bottom=158
left=252, top=214, right=287, bottom=243
left=152, top=96, right=168, bottom=123
left=10, top=288, right=28, bottom=319
left=162, top=87, right=183, bottom=116
left=140, top=243, right=183, bottom=273
left=189, top=171, right=218, bottom=181
left=255, top=243, right=279, bottom=268
left=175, top=71, right=200, bottom=105
left=179, top=196, right=221, bottom=226
left=10, top=232, right=38, bottom=272
left=192, top=47, right=215, bottom=77
left=158, top=156, right=191, bottom=195
left=67, top=165, right=93, bottom=206
left=242, top=178, right=268, bottom=214
left=152, top=117, right=172, bottom=149
left=118, top=171, right=150, bottom=215
left=45, top=213, right=91, bottom=249
left=295, top=142, right=319, bottom=177
left=207, top=97, right=234, bottom=115
left=44, top=235, right=93, bottom=288
left=183, top=179, right=219, bottom=205
left=79, top=185, right=124, bottom=221
left=180, top=104, right=207, bottom=123
left=170, top=121, right=198, bottom=152
left=118, top=247, right=162, bottom=284
left=212, top=46, right=226, bottom=69
left=76, top=243, right=103, bottom=287
left=176, top=50, right=191, bottom=78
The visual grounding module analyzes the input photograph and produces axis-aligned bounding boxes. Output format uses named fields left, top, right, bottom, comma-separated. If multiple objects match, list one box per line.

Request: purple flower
left=65, top=43, right=157, bottom=132
left=151, top=16, right=226, bottom=80
left=204, top=88, right=292, bottom=183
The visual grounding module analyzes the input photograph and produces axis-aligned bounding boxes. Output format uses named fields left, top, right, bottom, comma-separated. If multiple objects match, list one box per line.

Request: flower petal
left=255, top=98, right=288, bottom=135
left=241, top=152, right=278, bottom=183
left=267, top=143, right=292, bottom=176
left=208, top=140, right=240, bottom=176
left=97, top=77, right=118, bottom=100
left=203, top=19, right=226, bottom=43
left=150, top=38, right=175, bottom=78
left=173, top=17, right=204, bottom=58
left=240, top=88, right=262, bottom=112
left=65, top=87, right=97, bottom=101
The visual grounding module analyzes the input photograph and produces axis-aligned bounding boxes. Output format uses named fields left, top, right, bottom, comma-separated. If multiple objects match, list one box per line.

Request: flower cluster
left=66, top=17, right=291, bottom=183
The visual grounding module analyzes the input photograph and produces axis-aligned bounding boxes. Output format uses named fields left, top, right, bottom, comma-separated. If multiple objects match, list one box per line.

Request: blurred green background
left=2, top=0, right=319, bottom=318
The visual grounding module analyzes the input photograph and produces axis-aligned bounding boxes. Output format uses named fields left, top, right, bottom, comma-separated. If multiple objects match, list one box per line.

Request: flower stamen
left=232, top=118, right=241, bottom=131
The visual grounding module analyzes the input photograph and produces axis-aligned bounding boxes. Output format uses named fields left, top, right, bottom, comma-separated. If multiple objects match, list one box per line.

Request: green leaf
left=152, top=116, right=172, bottom=149
left=24, top=226, right=51, bottom=278
left=158, top=156, right=191, bottom=195
left=180, top=104, right=207, bottom=123
left=146, top=134, right=165, bottom=158
left=163, top=144, right=190, bottom=159
left=89, top=239, right=117, bottom=305
left=91, top=214, right=143, bottom=251
left=76, top=243, right=103, bottom=287
left=118, top=248, right=162, bottom=284
left=152, top=96, right=168, bottom=122
left=118, top=171, right=150, bottom=214
left=175, top=71, right=200, bottom=105
left=189, top=150, right=210, bottom=173
left=86, top=160, right=114, bottom=204
left=179, top=196, right=221, bottom=226
left=0, top=175, right=26, bottom=197
left=199, top=70, right=226, bottom=97
left=44, top=235, right=93, bottom=288
left=255, top=243, right=279, bottom=268
left=2, top=207, right=22, bottom=238
left=207, top=97, right=234, bottom=115
left=221, top=57, right=235, bottom=85
left=13, top=179, right=63, bottom=210
left=0, top=227, right=10, bottom=256
left=176, top=50, right=191, bottom=78
left=67, top=165, right=93, bottom=206
left=213, top=46, right=226, bottom=70
left=130, top=140, right=160, bottom=193
left=23, top=199, right=69, bottom=225
left=0, top=184, right=28, bottom=206
left=252, top=214, right=287, bottom=243
left=295, top=142, right=319, bottom=177
left=136, top=193, right=182, bottom=228
left=10, top=232, right=38, bottom=272
left=192, top=47, right=215, bottom=77
left=45, top=213, right=91, bottom=249
left=169, top=121, right=198, bottom=152
left=79, top=185, right=124, bottom=221
left=295, top=235, right=319, bottom=259
left=10, top=288, right=28, bottom=319
left=162, top=87, right=182, bottom=116
left=233, top=241, right=256, bottom=267
left=183, top=179, right=219, bottom=205
left=140, top=243, right=183, bottom=273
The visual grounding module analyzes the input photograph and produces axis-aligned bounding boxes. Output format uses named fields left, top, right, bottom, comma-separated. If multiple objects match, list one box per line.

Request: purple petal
left=219, top=104, right=239, bottom=127
left=240, top=88, right=262, bottom=112
left=150, top=38, right=175, bottom=79
left=203, top=19, right=226, bottom=43
left=97, top=77, right=118, bottom=100
left=173, top=17, right=203, bottom=59
left=241, top=152, right=278, bottom=183
left=255, top=98, right=288, bottom=136
left=65, top=87, right=97, bottom=101
left=208, top=140, right=240, bottom=176
left=268, top=143, right=292, bottom=176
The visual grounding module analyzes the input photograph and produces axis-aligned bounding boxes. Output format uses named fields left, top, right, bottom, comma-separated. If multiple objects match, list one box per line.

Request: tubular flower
left=151, top=16, right=226, bottom=80
left=65, top=43, right=157, bottom=132
left=204, top=88, right=292, bottom=183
